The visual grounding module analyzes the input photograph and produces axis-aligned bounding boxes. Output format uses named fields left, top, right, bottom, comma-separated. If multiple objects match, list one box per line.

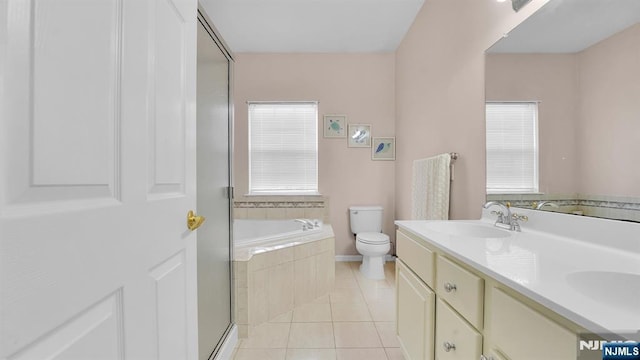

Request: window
left=486, top=102, right=539, bottom=193
left=248, top=102, right=318, bottom=194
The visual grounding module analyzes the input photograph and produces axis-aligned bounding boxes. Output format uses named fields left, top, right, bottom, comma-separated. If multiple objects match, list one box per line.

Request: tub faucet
left=295, top=219, right=315, bottom=230
left=535, top=201, right=559, bottom=210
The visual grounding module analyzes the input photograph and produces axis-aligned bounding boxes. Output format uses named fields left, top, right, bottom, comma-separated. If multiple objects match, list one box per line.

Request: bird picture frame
left=347, top=124, right=371, bottom=147
left=371, top=137, right=395, bottom=160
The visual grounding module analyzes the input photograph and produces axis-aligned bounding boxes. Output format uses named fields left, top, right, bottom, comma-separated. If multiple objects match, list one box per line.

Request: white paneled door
left=1, top=0, right=199, bottom=359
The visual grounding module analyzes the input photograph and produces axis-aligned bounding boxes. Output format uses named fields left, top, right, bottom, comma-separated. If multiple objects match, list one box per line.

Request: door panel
left=7, top=291, right=125, bottom=360
left=148, top=0, right=189, bottom=197
left=196, top=19, right=233, bottom=360
left=150, top=251, right=189, bottom=360
left=2, top=0, right=120, bottom=209
left=1, top=0, right=199, bottom=359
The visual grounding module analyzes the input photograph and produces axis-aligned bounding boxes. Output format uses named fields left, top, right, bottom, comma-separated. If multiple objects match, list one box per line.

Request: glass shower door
left=196, top=15, right=233, bottom=360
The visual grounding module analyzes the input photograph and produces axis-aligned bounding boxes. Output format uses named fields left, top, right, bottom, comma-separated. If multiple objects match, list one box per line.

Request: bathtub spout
left=295, top=219, right=315, bottom=230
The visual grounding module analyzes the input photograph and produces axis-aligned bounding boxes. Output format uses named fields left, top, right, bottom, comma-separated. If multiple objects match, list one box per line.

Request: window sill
left=244, top=192, right=323, bottom=197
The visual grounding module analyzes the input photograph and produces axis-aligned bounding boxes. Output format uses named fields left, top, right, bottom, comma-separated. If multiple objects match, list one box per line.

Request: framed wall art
left=323, top=114, right=347, bottom=138
left=347, top=124, right=371, bottom=148
left=372, top=137, right=395, bottom=160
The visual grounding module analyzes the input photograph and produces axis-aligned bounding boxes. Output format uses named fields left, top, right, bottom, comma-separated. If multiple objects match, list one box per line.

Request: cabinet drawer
left=436, top=256, right=484, bottom=329
left=489, top=288, right=576, bottom=360
left=435, top=298, right=482, bottom=360
left=396, top=230, right=435, bottom=288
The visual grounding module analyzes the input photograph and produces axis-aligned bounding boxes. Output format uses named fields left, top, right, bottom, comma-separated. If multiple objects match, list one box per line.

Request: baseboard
left=335, top=255, right=396, bottom=262
left=214, top=324, right=238, bottom=360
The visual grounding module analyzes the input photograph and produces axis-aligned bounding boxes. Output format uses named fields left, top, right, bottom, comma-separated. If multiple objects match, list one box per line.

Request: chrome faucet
left=483, top=201, right=527, bottom=232
left=483, top=201, right=511, bottom=228
left=295, top=218, right=316, bottom=230
left=535, top=201, right=559, bottom=210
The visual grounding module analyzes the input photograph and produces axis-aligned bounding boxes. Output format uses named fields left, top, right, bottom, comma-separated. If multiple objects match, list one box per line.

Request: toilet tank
left=349, top=206, right=383, bottom=234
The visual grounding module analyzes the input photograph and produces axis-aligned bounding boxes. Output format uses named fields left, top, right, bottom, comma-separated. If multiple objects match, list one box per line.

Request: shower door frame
left=196, top=7, right=236, bottom=360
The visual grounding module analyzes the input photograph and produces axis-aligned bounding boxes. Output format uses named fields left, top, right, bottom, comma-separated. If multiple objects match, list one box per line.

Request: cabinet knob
left=443, top=341, right=456, bottom=352
left=444, top=282, right=457, bottom=292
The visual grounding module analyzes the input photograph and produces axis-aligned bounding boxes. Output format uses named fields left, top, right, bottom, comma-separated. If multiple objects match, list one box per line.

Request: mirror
left=485, top=0, right=640, bottom=222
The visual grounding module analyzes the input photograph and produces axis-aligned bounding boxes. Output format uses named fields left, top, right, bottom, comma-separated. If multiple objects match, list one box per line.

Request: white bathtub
left=232, top=219, right=335, bottom=338
left=233, top=219, right=333, bottom=260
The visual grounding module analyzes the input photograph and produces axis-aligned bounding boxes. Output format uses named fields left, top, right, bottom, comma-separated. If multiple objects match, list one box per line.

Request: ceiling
left=489, top=0, right=640, bottom=53
left=200, top=0, right=425, bottom=53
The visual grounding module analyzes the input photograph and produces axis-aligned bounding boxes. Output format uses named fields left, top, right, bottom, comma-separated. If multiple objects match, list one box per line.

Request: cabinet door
left=488, top=288, right=577, bottom=360
left=397, top=260, right=436, bottom=360
left=435, top=298, right=482, bottom=360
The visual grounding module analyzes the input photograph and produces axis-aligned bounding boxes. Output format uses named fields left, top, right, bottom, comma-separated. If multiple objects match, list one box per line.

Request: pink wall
left=576, top=24, right=640, bottom=197
left=233, top=53, right=396, bottom=255
left=485, top=54, right=579, bottom=195
left=394, top=0, right=549, bottom=221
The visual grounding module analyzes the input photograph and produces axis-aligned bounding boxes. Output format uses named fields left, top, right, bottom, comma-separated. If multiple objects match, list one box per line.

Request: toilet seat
left=357, top=232, right=390, bottom=245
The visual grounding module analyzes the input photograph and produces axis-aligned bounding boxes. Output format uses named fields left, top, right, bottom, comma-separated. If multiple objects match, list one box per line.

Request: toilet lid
left=357, top=232, right=390, bottom=245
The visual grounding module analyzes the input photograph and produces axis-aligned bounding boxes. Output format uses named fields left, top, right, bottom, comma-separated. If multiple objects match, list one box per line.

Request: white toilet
left=349, top=206, right=390, bottom=280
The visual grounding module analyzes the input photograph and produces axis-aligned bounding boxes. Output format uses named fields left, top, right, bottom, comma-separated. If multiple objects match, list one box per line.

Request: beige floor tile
left=385, top=347, right=405, bottom=360
left=383, top=261, right=396, bottom=273
left=367, top=302, right=396, bottom=322
left=361, top=287, right=395, bottom=304
left=288, top=322, right=335, bottom=348
left=336, top=261, right=353, bottom=274
left=333, top=322, right=383, bottom=348
left=240, top=323, right=291, bottom=349
left=270, top=311, right=293, bottom=323
left=286, top=348, right=337, bottom=360
left=356, top=276, right=392, bottom=290
left=331, top=302, right=372, bottom=322
left=234, top=348, right=287, bottom=360
left=313, top=294, right=330, bottom=303
left=334, top=275, right=359, bottom=289
left=329, top=288, right=366, bottom=303
left=374, top=322, right=400, bottom=348
left=335, top=348, right=388, bottom=360
left=385, top=276, right=396, bottom=288
left=292, top=303, right=332, bottom=322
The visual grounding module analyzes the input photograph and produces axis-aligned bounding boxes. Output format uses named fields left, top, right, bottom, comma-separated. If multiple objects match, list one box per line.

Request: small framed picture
left=323, top=115, right=346, bottom=138
left=372, top=137, right=395, bottom=160
left=347, top=124, right=371, bottom=148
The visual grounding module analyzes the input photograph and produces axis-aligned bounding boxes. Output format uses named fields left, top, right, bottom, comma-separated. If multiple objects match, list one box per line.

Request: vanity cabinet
left=396, top=230, right=482, bottom=360
left=396, top=228, right=579, bottom=360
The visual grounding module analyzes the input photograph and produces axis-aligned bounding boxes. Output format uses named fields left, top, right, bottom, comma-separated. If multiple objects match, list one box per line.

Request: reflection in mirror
left=485, top=0, right=640, bottom=222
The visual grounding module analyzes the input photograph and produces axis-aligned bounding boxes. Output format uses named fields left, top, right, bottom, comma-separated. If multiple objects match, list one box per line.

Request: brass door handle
left=187, top=210, right=205, bottom=231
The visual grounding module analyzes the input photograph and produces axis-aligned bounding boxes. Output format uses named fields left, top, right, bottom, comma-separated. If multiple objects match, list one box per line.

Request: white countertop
left=395, top=208, right=640, bottom=339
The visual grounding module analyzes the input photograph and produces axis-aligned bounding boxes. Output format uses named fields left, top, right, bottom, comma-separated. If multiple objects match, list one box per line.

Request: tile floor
left=232, top=261, right=404, bottom=360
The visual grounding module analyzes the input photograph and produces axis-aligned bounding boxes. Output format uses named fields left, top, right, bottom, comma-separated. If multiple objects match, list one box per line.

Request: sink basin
left=566, top=271, right=640, bottom=311
left=424, top=221, right=511, bottom=238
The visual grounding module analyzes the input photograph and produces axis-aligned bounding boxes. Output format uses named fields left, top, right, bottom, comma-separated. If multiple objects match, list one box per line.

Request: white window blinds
left=249, top=102, right=318, bottom=194
left=486, top=102, right=539, bottom=193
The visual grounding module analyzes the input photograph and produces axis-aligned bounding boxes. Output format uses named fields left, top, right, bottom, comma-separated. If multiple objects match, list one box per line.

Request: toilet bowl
left=356, top=232, right=390, bottom=279
left=349, top=206, right=391, bottom=280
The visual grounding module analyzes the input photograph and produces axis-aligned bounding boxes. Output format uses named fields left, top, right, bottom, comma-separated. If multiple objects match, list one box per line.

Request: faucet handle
left=512, top=213, right=528, bottom=222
